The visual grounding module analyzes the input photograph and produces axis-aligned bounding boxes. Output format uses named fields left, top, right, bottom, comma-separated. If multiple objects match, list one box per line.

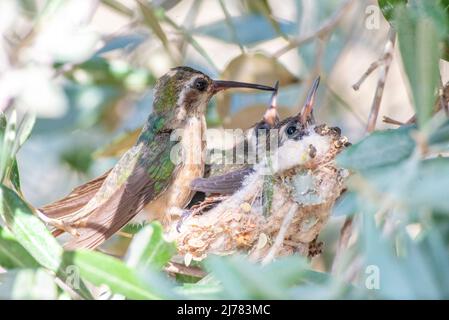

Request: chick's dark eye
left=286, top=125, right=297, bottom=137
left=194, top=78, right=208, bottom=91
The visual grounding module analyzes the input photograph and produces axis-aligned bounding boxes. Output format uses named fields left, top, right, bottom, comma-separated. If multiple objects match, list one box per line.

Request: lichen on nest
left=165, top=123, right=350, bottom=264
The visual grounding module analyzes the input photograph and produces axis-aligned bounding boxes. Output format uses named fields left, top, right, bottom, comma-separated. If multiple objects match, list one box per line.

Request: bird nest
left=165, top=124, right=350, bottom=264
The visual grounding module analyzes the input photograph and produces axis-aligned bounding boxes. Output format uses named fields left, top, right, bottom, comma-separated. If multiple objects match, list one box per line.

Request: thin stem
left=273, top=0, right=355, bottom=58
left=332, top=28, right=397, bottom=275
left=218, top=0, right=245, bottom=54
left=366, top=28, right=396, bottom=133
left=163, top=16, right=220, bottom=72
left=165, top=262, right=207, bottom=278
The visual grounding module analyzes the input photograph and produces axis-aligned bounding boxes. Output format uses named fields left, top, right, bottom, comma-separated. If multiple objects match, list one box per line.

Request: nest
left=165, top=124, right=349, bottom=264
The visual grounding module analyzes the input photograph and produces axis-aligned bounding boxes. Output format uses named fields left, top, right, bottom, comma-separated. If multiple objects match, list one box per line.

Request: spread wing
left=190, top=167, right=254, bottom=195
left=39, top=169, right=111, bottom=219
left=64, top=135, right=176, bottom=250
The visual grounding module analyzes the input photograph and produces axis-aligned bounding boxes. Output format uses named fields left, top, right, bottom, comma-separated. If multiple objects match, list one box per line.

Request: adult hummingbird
left=38, top=66, right=275, bottom=249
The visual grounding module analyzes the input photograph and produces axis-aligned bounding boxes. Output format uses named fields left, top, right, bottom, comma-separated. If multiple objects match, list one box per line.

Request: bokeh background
left=2, top=0, right=449, bottom=300
left=0, top=0, right=419, bottom=206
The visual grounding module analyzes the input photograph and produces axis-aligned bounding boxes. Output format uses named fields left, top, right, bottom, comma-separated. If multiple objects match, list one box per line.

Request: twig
left=382, top=116, right=405, bottom=126
left=332, top=28, right=396, bottom=275
left=218, top=0, right=245, bottom=54
left=165, top=262, right=207, bottom=278
left=352, top=53, right=391, bottom=91
left=383, top=80, right=449, bottom=126
left=366, top=28, right=396, bottom=133
left=261, top=203, right=298, bottom=265
left=273, top=0, right=355, bottom=58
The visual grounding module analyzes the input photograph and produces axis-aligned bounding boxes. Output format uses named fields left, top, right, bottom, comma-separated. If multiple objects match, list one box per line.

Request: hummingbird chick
left=38, top=66, right=275, bottom=249
left=166, top=77, right=350, bottom=262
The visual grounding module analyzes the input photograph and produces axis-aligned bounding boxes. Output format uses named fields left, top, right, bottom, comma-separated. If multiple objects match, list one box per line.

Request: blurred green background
left=1, top=0, right=449, bottom=300
left=1, top=0, right=411, bottom=207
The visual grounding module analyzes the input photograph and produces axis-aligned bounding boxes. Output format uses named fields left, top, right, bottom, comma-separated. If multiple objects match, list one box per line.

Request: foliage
left=0, top=0, right=448, bottom=300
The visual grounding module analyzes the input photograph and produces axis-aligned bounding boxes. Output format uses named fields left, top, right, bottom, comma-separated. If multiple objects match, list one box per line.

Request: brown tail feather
left=64, top=165, right=160, bottom=250
left=39, top=169, right=111, bottom=219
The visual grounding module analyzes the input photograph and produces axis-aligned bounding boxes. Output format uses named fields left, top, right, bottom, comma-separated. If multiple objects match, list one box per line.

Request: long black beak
left=299, top=76, right=320, bottom=124
left=212, top=80, right=276, bottom=93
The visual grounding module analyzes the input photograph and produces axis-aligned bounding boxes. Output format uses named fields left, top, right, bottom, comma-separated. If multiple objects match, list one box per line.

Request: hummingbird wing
left=39, top=169, right=111, bottom=219
left=190, top=167, right=254, bottom=195
left=64, top=134, right=177, bottom=250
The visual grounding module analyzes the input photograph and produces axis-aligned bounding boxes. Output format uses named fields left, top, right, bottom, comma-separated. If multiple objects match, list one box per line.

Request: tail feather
left=64, top=166, right=158, bottom=250
left=39, top=169, right=111, bottom=219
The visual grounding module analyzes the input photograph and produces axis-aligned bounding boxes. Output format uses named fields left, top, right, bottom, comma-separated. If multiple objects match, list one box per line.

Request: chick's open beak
left=299, top=76, right=320, bottom=125
left=212, top=80, right=276, bottom=93
left=263, top=80, right=280, bottom=127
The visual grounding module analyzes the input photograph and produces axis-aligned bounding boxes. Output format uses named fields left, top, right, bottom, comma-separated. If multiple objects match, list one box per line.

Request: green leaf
left=137, top=0, right=173, bottom=60
left=18, top=0, right=38, bottom=16
left=9, top=160, right=21, bottom=192
left=0, top=269, right=58, bottom=300
left=336, top=126, right=416, bottom=171
left=101, top=0, right=133, bottom=16
left=359, top=210, right=445, bottom=299
left=378, top=0, right=407, bottom=22
left=0, top=226, right=39, bottom=269
left=60, top=145, right=94, bottom=174
left=176, top=282, right=222, bottom=299
left=193, top=14, right=295, bottom=46
left=17, top=112, right=35, bottom=148
left=121, top=222, right=147, bottom=235
left=0, top=111, right=34, bottom=189
left=244, top=0, right=287, bottom=39
left=0, top=185, right=92, bottom=298
left=204, top=255, right=308, bottom=299
left=405, top=157, right=449, bottom=212
left=358, top=157, right=449, bottom=213
left=332, top=192, right=358, bottom=217
left=0, top=185, right=62, bottom=272
left=125, top=222, right=176, bottom=270
left=428, top=119, right=449, bottom=145
left=0, top=111, right=17, bottom=182
left=163, top=16, right=219, bottom=71
left=396, top=4, right=443, bottom=127
left=63, top=250, right=159, bottom=300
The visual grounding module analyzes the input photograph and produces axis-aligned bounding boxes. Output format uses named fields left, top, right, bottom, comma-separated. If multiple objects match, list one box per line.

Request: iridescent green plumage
left=39, top=67, right=275, bottom=249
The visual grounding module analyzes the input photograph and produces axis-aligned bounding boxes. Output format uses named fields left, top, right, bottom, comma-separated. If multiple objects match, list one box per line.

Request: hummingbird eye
left=193, top=78, right=208, bottom=91
left=286, top=125, right=297, bottom=137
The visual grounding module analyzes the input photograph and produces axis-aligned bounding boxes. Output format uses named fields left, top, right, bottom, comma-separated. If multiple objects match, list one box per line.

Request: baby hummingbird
left=169, top=77, right=350, bottom=261
left=39, top=66, right=275, bottom=249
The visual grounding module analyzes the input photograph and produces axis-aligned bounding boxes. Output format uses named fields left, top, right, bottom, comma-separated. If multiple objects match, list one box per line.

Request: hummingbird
left=38, top=66, right=275, bottom=249
left=169, top=77, right=350, bottom=261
